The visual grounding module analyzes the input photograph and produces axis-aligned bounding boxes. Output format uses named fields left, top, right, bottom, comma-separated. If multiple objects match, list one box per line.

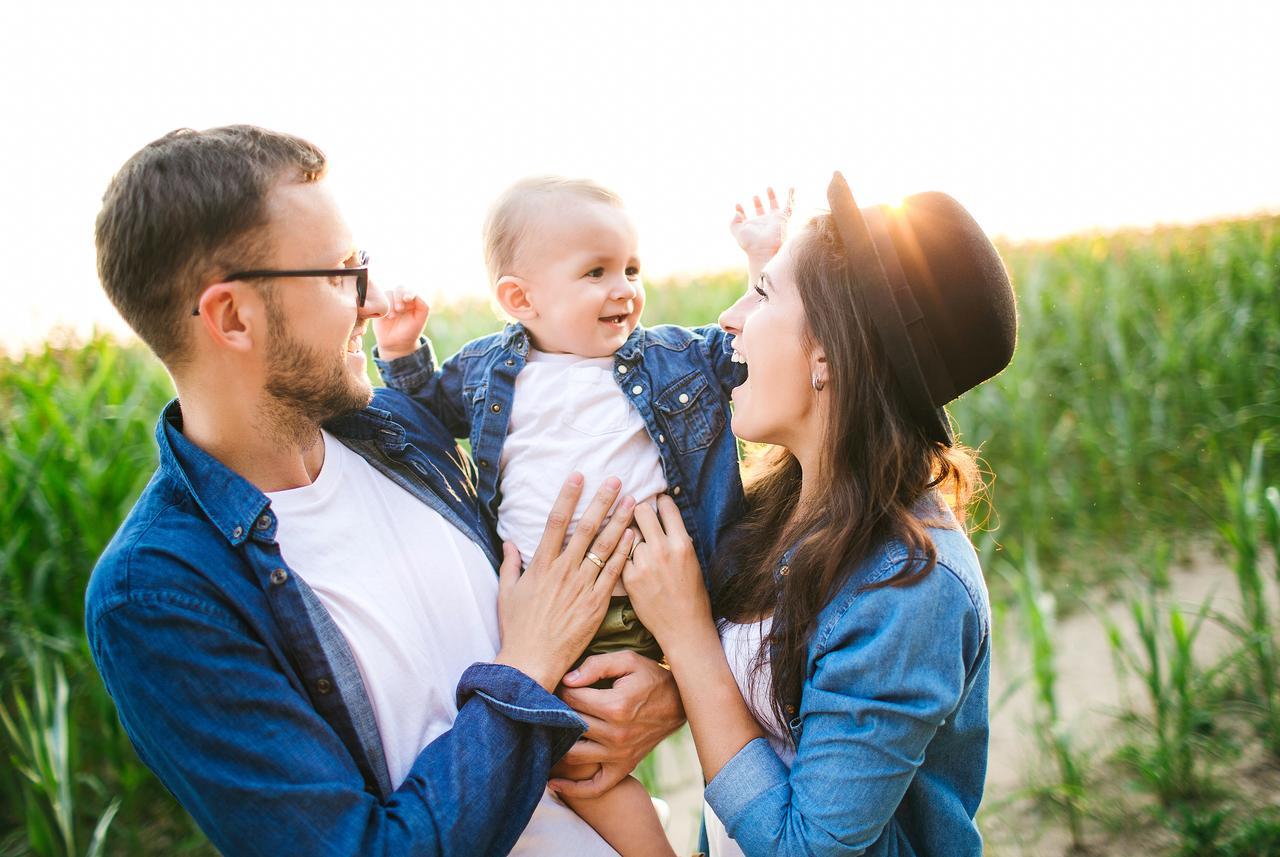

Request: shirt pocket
left=561, top=367, right=633, bottom=437
left=653, top=371, right=723, bottom=454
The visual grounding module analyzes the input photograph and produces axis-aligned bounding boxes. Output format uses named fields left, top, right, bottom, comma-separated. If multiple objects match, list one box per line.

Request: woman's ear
left=495, top=276, right=538, bottom=321
left=810, top=350, right=829, bottom=389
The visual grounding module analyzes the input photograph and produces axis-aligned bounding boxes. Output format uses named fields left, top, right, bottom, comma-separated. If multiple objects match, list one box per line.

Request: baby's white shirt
left=497, top=349, right=667, bottom=567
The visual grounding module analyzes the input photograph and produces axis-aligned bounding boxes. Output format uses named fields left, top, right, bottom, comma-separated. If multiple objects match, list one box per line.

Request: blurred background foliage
left=2, top=215, right=1278, bottom=854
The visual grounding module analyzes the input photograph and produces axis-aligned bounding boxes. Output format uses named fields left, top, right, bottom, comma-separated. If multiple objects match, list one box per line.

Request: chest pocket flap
left=653, top=371, right=724, bottom=454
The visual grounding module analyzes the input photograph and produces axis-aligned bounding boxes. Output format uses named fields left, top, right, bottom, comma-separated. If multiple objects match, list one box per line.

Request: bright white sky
left=3, top=0, right=1277, bottom=352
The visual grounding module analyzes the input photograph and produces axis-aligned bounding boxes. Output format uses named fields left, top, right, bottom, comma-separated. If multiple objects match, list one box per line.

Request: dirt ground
left=651, top=548, right=1275, bottom=856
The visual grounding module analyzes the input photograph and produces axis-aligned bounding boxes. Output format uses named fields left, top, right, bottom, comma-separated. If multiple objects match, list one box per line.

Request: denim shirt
left=85, top=389, right=588, bottom=857
left=374, top=322, right=747, bottom=573
left=705, top=507, right=991, bottom=856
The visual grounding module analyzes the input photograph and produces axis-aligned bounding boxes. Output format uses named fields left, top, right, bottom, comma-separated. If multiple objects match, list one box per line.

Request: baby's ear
left=495, top=275, right=538, bottom=320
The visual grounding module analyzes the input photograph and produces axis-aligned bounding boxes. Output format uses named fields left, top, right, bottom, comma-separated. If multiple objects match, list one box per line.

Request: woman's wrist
left=659, top=617, right=721, bottom=668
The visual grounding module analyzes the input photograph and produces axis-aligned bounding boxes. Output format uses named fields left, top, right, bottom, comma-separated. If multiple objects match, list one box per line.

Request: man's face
left=517, top=199, right=645, bottom=357
left=257, top=180, right=387, bottom=427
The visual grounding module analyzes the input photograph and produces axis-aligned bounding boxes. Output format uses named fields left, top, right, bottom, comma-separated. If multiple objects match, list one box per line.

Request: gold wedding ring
left=585, top=551, right=606, bottom=569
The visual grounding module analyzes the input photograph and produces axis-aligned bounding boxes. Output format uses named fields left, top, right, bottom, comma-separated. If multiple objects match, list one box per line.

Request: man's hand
left=730, top=186, right=794, bottom=269
left=372, top=286, right=431, bottom=361
left=549, top=651, right=685, bottom=799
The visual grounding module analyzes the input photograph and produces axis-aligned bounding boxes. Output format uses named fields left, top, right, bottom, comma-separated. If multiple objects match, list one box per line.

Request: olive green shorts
left=574, top=596, right=663, bottom=688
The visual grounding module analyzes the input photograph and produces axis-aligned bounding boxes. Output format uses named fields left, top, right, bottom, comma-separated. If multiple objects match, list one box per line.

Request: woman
left=620, top=174, right=1016, bottom=855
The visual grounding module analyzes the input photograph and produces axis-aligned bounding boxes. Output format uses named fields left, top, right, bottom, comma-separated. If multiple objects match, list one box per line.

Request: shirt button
left=231, top=526, right=243, bottom=539
left=270, top=568, right=289, bottom=585
left=254, top=514, right=272, bottom=531
left=658, top=433, right=665, bottom=443
left=617, top=364, right=629, bottom=374
left=490, top=403, right=502, bottom=413
left=779, top=564, right=790, bottom=577
left=631, top=385, right=643, bottom=395
left=678, top=393, right=690, bottom=404
left=505, top=358, right=515, bottom=366
left=316, top=678, right=332, bottom=695
left=786, top=705, right=797, bottom=715
left=671, top=486, right=681, bottom=496
left=479, top=459, right=489, bottom=468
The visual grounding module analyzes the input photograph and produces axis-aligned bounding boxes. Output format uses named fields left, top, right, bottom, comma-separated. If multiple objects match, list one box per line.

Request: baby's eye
left=625, top=266, right=640, bottom=280
left=586, top=267, right=606, bottom=279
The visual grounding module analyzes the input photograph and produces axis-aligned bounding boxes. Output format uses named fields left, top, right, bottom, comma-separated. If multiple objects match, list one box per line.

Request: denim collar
left=499, top=321, right=648, bottom=364
left=155, top=399, right=410, bottom=547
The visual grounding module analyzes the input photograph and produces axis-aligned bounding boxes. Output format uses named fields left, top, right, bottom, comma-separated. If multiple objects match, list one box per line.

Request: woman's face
left=718, top=232, right=824, bottom=450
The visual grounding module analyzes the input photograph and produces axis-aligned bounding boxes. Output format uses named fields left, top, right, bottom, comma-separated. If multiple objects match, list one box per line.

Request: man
left=86, top=125, right=682, bottom=855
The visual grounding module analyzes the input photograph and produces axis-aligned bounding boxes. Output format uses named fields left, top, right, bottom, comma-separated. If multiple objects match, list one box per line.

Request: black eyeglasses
left=192, top=250, right=370, bottom=315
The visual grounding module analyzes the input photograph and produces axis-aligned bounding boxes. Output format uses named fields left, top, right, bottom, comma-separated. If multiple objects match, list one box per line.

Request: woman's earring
left=811, top=374, right=825, bottom=392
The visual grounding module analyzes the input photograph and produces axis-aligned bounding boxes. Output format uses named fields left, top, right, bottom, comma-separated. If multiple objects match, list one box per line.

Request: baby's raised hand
left=730, top=186, right=794, bottom=262
left=372, top=287, right=431, bottom=361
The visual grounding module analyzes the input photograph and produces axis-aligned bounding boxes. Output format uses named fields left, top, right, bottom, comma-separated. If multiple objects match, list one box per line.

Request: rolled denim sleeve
left=694, top=323, right=748, bottom=395
left=91, top=595, right=585, bottom=857
left=374, top=336, right=472, bottom=439
left=704, top=563, right=982, bottom=856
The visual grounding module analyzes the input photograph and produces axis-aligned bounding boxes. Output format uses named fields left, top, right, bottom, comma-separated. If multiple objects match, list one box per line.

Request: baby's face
left=517, top=199, right=644, bottom=357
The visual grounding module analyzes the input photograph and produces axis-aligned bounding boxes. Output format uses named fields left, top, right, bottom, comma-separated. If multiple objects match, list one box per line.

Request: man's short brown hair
left=94, top=125, right=326, bottom=366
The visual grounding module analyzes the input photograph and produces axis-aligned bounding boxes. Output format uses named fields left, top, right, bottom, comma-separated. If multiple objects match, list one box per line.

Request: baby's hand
left=372, top=287, right=431, bottom=361
left=730, top=186, right=794, bottom=263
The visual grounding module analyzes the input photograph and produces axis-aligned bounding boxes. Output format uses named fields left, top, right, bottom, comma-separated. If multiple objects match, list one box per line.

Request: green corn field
left=2, top=215, right=1278, bottom=855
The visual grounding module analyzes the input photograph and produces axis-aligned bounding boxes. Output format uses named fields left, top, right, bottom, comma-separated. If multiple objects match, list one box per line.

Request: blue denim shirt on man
left=705, top=501, right=991, bottom=856
left=375, top=321, right=747, bottom=572
left=85, top=387, right=588, bottom=857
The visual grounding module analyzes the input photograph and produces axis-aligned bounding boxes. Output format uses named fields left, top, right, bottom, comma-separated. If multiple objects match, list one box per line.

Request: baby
left=373, top=177, right=749, bottom=856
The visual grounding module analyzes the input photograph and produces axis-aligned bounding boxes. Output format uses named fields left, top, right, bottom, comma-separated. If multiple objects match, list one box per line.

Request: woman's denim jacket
left=705, top=505, right=991, bottom=856
left=85, top=391, right=588, bottom=856
left=375, top=322, right=747, bottom=571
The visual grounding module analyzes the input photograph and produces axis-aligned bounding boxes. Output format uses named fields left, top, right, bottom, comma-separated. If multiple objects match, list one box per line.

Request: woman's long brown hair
left=710, top=212, right=981, bottom=738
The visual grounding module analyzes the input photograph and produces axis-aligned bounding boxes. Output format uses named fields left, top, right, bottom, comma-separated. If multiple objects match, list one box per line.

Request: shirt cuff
left=373, top=336, right=436, bottom=392
left=704, top=737, right=790, bottom=827
left=456, top=663, right=587, bottom=731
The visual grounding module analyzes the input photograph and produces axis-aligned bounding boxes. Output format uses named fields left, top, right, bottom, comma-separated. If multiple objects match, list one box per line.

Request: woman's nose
left=718, top=290, right=752, bottom=335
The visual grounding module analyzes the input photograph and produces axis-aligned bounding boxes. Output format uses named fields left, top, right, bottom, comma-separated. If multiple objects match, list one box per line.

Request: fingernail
left=568, top=473, right=584, bottom=485
left=605, top=476, right=621, bottom=490
left=565, top=670, right=579, bottom=681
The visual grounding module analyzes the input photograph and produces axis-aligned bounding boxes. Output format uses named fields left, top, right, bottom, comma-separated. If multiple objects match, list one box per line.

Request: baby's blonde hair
left=482, top=176, right=624, bottom=285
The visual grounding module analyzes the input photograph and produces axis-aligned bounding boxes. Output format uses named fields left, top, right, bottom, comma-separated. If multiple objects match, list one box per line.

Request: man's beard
left=260, top=310, right=372, bottom=447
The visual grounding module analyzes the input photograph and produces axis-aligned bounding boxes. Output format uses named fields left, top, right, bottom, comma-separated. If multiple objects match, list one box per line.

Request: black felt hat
left=827, top=172, right=1017, bottom=446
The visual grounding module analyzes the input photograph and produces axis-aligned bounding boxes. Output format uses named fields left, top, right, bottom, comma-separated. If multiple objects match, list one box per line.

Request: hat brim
left=826, top=172, right=954, bottom=446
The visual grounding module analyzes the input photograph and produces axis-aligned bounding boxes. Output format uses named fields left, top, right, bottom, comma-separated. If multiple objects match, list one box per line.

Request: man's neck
left=175, top=378, right=327, bottom=493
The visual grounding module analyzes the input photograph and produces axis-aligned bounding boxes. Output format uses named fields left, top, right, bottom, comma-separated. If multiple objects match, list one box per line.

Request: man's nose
left=359, top=276, right=390, bottom=318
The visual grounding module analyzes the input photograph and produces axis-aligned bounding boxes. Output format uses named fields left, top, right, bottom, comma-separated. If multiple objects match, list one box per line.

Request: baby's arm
left=372, top=287, right=472, bottom=437
left=553, top=760, right=675, bottom=857
left=731, top=186, right=794, bottom=287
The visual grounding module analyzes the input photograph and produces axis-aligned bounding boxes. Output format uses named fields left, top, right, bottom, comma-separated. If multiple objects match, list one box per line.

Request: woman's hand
left=495, top=474, right=636, bottom=691
left=371, top=286, right=431, bottom=361
left=622, top=495, right=714, bottom=652
left=730, top=186, right=795, bottom=267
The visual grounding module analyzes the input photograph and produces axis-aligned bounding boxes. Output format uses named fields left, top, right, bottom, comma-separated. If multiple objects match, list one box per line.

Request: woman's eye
left=753, top=281, right=768, bottom=301
left=586, top=267, right=605, bottom=279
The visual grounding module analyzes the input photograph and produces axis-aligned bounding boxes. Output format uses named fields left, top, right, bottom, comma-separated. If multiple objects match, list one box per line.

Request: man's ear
left=495, top=276, right=538, bottom=321
left=194, top=282, right=264, bottom=354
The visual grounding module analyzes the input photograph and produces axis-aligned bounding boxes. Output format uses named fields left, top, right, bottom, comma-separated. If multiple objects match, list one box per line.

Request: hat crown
left=827, top=173, right=1017, bottom=444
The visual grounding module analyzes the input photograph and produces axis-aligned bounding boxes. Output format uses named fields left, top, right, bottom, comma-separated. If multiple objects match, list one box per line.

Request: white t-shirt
left=497, top=350, right=667, bottom=568
left=267, top=431, right=615, bottom=856
left=705, top=616, right=796, bottom=857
